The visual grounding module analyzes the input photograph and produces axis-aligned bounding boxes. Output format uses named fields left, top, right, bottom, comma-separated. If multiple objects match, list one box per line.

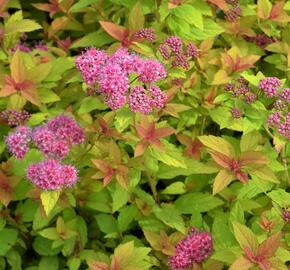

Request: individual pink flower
left=75, top=48, right=107, bottom=85
left=26, top=159, right=77, bottom=190
left=138, top=59, right=166, bottom=83
left=278, top=113, right=290, bottom=139
left=128, top=86, right=152, bottom=114
left=258, top=77, right=281, bottom=97
left=5, top=126, right=31, bottom=159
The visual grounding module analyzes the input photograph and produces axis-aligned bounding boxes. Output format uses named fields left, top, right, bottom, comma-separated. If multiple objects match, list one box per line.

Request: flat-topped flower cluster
left=76, top=47, right=167, bottom=114
left=5, top=115, right=84, bottom=190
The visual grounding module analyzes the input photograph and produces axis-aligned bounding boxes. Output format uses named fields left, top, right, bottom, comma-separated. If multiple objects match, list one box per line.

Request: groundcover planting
left=0, top=0, right=289, bottom=269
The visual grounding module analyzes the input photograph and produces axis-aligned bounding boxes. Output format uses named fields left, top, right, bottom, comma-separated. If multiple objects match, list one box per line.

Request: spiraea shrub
left=0, top=0, right=289, bottom=269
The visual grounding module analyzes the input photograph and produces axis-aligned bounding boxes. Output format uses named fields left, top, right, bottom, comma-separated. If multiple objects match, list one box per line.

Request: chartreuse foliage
left=0, top=0, right=289, bottom=270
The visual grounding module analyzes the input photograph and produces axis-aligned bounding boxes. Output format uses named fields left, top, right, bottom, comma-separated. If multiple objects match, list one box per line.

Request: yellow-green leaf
left=213, top=169, right=236, bottom=194
left=40, top=190, right=61, bottom=216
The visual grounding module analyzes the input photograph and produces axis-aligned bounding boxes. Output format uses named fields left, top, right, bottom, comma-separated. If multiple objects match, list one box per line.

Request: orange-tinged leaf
left=143, top=229, right=163, bottom=251
left=239, top=151, right=269, bottom=166
left=0, top=84, right=17, bottom=97
left=207, top=0, right=229, bottom=11
left=212, top=70, right=230, bottom=85
left=236, top=55, right=260, bottom=72
left=229, top=256, right=253, bottom=270
left=258, top=231, right=281, bottom=258
left=198, top=135, right=236, bottom=157
left=11, top=49, right=27, bottom=83
left=209, top=151, right=231, bottom=168
left=32, top=3, right=52, bottom=13
left=213, top=169, right=236, bottom=194
left=232, top=222, right=259, bottom=254
left=99, top=21, right=127, bottom=42
left=21, top=85, right=40, bottom=106
left=128, top=1, right=144, bottom=33
left=109, top=140, right=122, bottom=165
left=257, top=0, right=272, bottom=19
left=88, top=261, right=110, bottom=270
left=134, top=140, right=149, bottom=157
left=269, top=1, right=284, bottom=19
left=92, top=159, right=112, bottom=173
left=154, top=127, right=175, bottom=139
left=0, top=170, right=13, bottom=207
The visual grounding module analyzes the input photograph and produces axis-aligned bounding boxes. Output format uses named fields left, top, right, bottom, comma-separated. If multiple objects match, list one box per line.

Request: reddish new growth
left=168, top=228, right=212, bottom=270
left=76, top=47, right=167, bottom=113
left=158, top=36, right=199, bottom=70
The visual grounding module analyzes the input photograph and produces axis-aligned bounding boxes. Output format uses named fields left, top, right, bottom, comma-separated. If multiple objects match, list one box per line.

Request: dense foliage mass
left=0, top=0, right=289, bottom=269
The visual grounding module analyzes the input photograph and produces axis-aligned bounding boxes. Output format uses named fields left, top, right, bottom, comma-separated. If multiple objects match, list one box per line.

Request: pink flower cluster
left=168, top=228, right=212, bottom=270
left=132, top=28, right=156, bottom=42
left=158, top=36, right=199, bottom=70
left=258, top=77, right=281, bottom=97
left=267, top=112, right=290, bottom=139
left=1, top=109, right=30, bottom=126
left=11, top=41, right=48, bottom=53
left=128, top=85, right=167, bottom=114
left=76, top=47, right=167, bottom=112
left=5, top=126, right=31, bottom=159
left=224, top=77, right=257, bottom=104
left=27, top=159, right=77, bottom=190
left=5, top=115, right=84, bottom=190
left=230, top=108, right=242, bottom=118
left=244, top=34, right=274, bottom=48
left=224, top=6, right=241, bottom=22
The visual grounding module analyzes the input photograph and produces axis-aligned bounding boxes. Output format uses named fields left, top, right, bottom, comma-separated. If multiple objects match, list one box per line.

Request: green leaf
left=240, top=131, right=260, bottom=152
left=70, top=31, right=114, bottom=48
left=198, top=135, right=236, bottom=157
left=213, top=213, right=237, bottom=249
left=153, top=204, right=186, bottom=233
left=129, top=1, right=145, bottom=32
left=232, top=222, right=258, bottom=253
left=78, top=96, right=107, bottom=114
left=111, top=185, right=129, bottom=212
left=70, top=0, right=98, bottom=12
left=157, top=158, right=218, bottom=178
left=39, top=89, right=60, bottom=104
left=40, top=190, right=61, bottom=216
left=162, top=182, right=186, bottom=195
left=0, top=228, right=18, bottom=256
left=150, top=141, right=187, bottom=169
left=175, top=192, right=224, bottom=213
left=95, top=214, right=118, bottom=235
left=257, top=0, right=272, bottom=19
left=113, top=241, right=152, bottom=270
left=188, top=19, right=223, bottom=40
left=247, top=166, right=279, bottom=183
left=5, top=19, right=42, bottom=35
left=172, top=4, right=203, bottom=30
left=230, top=202, right=245, bottom=224
left=39, top=256, right=59, bottom=270
left=114, top=107, right=133, bottom=132
left=38, top=228, right=59, bottom=240
left=267, top=189, right=290, bottom=208
left=118, top=205, right=138, bottom=232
